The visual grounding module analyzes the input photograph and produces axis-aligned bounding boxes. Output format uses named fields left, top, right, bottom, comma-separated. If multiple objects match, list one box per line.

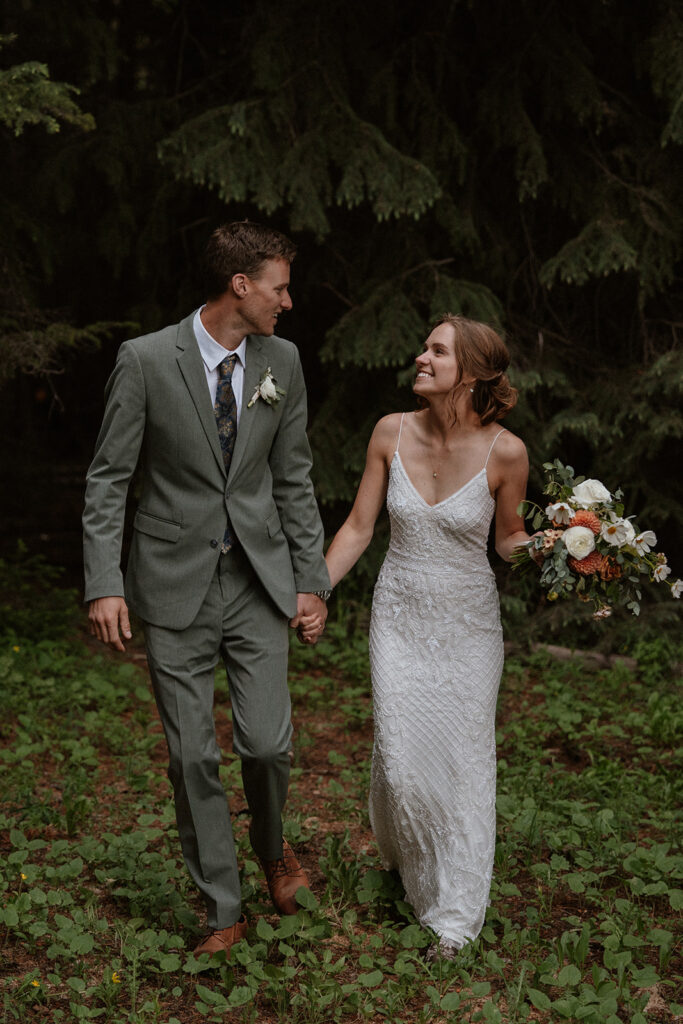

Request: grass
left=0, top=569, right=681, bottom=1023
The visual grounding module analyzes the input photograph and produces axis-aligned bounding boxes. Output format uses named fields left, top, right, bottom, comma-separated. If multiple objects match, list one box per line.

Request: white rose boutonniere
left=247, top=367, right=286, bottom=408
left=571, top=478, right=611, bottom=507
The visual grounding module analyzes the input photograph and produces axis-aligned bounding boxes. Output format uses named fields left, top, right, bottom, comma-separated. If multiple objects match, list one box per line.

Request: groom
left=83, top=221, right=331, bottom=955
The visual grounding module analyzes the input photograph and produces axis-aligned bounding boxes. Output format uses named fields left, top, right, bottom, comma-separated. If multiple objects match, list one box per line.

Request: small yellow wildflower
left=31, top=980, right=40, bottom=988
left=112, top=972, right=121, bottom=984
left=21, top=873, right=27, bottom=880
left=12, top=646, right=20, bottom=653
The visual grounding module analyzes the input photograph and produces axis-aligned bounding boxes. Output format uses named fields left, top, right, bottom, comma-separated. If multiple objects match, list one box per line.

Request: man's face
left=239, top=258, right=293, bottom=336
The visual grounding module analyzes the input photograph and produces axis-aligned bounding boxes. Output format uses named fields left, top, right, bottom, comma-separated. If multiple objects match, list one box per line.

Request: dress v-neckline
left=393, top=452, right=489, bottom=509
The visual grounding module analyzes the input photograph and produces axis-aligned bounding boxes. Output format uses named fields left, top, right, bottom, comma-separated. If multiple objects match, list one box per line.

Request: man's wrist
left=313, top=588, right=332, bottom=603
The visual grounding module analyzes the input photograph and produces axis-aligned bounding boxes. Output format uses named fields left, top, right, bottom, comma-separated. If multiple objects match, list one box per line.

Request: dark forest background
left=1, top=0, right=681, bottom=645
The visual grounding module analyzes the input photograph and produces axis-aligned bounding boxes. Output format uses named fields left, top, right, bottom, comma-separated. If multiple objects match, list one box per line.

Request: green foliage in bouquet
left=514, top=461, right=681, bottom=619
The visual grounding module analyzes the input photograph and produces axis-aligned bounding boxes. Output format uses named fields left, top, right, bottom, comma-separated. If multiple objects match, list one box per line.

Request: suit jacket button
left=210, top=539, right=219, bottom=548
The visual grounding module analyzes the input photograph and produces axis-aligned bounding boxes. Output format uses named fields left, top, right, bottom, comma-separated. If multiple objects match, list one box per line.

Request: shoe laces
left=265, top=847, right=298, bottom=879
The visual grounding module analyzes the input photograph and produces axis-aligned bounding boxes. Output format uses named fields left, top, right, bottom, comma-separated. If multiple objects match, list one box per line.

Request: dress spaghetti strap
left=395, top=413, right=407, bottom=454
left=484, top=429, right=505, bottom=468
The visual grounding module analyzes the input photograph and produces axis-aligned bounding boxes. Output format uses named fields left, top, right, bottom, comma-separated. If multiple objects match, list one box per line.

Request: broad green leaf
left=295, top=886, right=318, bottom=910
left=227, top=986, right=254, bottom=1007
left=158, top=954, right=182, bottom=972
left=358, top=969, right=383, bottom=987
left=275, top=917, right=299, bottom=938
left=0, top=907, right=19, bottom=927
left=70, top=934, right=94, bottom=955
left=557, top=963, right=581, bottom=986
left=629, top=965, right=659, bottom=986
left=528, top=988, right=551, bottom=1010
left=256, top=918, right=275, bottom=940
left=440, top=992, right=461, bottom=1010
left=669, top=889, right=683, bottom=910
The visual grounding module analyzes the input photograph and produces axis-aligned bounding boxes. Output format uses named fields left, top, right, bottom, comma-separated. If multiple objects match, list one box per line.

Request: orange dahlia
left=599, top=557, right=622, bottom=581
left=568, top=551, right=604, bottom=575
left=571, top=509, right=601, bottom=534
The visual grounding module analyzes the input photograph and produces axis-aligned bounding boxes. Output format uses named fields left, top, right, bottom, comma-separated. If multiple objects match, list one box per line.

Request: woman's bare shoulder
left=370, top=412, right=407, bottom=446
left=492, top=428, right=528, bottom=465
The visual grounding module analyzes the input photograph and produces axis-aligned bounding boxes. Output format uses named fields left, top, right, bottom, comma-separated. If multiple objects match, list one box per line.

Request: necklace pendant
left=433, top=471, right=437, bottom=478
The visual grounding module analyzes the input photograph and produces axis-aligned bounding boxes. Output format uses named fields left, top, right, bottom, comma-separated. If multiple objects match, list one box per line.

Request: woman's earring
left=469, top=387, right=474, bottom=393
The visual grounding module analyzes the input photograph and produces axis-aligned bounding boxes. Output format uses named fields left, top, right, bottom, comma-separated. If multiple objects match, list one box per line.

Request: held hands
left=289, top=593, right=328, bottom=645
left=295, top=612, right=326, bottom=644
left=88, top=596, right=132, bottom=652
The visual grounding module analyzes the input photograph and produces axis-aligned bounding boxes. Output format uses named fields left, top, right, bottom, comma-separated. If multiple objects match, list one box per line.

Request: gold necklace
left=431, top=447, right=445, bottom=478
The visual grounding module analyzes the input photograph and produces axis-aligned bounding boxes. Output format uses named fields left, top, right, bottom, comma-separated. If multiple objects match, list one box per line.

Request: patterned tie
left=214, top=354, right=238, bottom=553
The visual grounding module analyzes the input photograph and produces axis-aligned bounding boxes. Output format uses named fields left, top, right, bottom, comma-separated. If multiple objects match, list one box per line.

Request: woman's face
left=414, top=323, right=459, bottom=396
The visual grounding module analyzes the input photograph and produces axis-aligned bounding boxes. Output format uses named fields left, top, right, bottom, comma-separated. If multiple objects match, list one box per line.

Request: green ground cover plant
left=0, top=567, right=681, bottom=1023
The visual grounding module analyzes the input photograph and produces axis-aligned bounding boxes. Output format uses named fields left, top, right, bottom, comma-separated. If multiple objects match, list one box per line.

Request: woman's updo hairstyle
left=435, top=313, right=518, bottom=425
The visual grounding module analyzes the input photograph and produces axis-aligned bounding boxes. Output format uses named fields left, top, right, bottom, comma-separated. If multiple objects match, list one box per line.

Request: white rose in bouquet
left=571, top=478, right=611, bottom=507
left=563, top=525, right=596, bottom=559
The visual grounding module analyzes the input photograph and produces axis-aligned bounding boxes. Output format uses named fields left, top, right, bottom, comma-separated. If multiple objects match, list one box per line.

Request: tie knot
left=218, top=354, right=237, bottom=380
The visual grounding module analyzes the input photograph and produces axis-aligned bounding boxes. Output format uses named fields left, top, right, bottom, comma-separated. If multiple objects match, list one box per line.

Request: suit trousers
left=143, top=544, right=292, bottom=929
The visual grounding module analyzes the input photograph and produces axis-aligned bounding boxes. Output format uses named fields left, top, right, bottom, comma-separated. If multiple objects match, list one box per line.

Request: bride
left=317, top=314, right=532, bottom=957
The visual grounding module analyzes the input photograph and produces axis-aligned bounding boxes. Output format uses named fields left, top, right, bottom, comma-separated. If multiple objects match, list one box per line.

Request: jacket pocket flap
left=133, top=510, right=181, bottom=543
left=266, top=510, right=283, bottom=538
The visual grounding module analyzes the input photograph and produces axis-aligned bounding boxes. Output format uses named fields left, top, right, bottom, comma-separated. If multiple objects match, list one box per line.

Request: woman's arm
left=325, top=416, right=396, bottom=587
left=491, top=433, right=532, bottom=562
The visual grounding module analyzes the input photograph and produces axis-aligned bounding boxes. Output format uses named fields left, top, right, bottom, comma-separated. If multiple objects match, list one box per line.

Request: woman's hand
left=295, top=612, right=326, bottom=645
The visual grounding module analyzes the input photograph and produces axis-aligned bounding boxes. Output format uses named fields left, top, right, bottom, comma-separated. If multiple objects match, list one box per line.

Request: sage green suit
left=83, top=312, right=329, bottom=928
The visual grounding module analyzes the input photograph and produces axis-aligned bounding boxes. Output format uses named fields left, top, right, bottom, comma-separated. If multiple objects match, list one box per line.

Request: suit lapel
left=228, top=335, right=269, bottom=483
left=175, top=314, right=226, bottom=477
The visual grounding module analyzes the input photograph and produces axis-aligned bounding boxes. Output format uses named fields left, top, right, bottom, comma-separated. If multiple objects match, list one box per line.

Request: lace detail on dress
left=368, top=446, right=503, bottom=947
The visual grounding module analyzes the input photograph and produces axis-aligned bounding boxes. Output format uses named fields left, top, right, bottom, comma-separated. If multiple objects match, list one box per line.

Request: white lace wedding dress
left=368, top=416, right=505, bottom=948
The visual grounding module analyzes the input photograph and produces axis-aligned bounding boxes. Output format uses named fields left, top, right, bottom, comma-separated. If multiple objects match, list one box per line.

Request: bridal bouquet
left=514, top=460, right=681, bottom=618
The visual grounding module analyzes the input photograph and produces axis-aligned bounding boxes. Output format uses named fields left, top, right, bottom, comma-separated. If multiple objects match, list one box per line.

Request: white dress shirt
left=193, top=306, right=247, bottom=425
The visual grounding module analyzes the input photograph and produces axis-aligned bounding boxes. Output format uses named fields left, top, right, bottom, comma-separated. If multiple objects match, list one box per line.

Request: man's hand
left=289, top=593, right=328, bottom=645
left=88, top=596, right=132, bottom=652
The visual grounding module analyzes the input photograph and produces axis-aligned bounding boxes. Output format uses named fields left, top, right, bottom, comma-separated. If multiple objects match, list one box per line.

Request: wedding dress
left=368, top=415, right=505, bottom=948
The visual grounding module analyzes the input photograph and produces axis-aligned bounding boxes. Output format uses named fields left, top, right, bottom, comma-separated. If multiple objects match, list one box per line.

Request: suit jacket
left=82, top=312, right=330, bottom=629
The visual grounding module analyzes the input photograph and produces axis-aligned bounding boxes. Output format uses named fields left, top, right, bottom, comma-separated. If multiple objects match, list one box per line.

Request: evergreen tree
left=1, top=0, right=681, bottom=627
left=158, top=0, right=683, bottom=540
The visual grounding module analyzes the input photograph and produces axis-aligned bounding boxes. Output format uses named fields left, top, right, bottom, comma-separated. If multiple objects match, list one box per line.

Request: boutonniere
left=247, top=366, right=286, bottom=408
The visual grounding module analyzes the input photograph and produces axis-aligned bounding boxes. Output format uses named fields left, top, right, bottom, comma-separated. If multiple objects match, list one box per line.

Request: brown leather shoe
left=193, top=915, right=248, bottom=957
left=261, top=840, right=310, bottom=915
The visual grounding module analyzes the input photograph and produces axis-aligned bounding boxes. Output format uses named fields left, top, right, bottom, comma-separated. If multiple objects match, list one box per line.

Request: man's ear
left=231, top=273, right=249, bottom=298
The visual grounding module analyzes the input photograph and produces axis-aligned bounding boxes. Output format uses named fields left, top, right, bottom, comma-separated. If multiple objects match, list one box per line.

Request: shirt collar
left=193, top=306, right=247, bottom=371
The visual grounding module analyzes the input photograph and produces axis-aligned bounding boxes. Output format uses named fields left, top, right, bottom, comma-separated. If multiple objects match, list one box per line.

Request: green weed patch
left=0, top=606, right=681, bottom=1022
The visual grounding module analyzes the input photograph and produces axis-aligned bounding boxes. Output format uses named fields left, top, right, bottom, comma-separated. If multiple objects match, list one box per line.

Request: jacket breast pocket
left=133, top=509, right=181, bottom=543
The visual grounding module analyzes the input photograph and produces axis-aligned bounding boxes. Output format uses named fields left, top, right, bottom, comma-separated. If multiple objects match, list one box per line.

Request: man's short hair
left=204, top=221, right=297, bottom=299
